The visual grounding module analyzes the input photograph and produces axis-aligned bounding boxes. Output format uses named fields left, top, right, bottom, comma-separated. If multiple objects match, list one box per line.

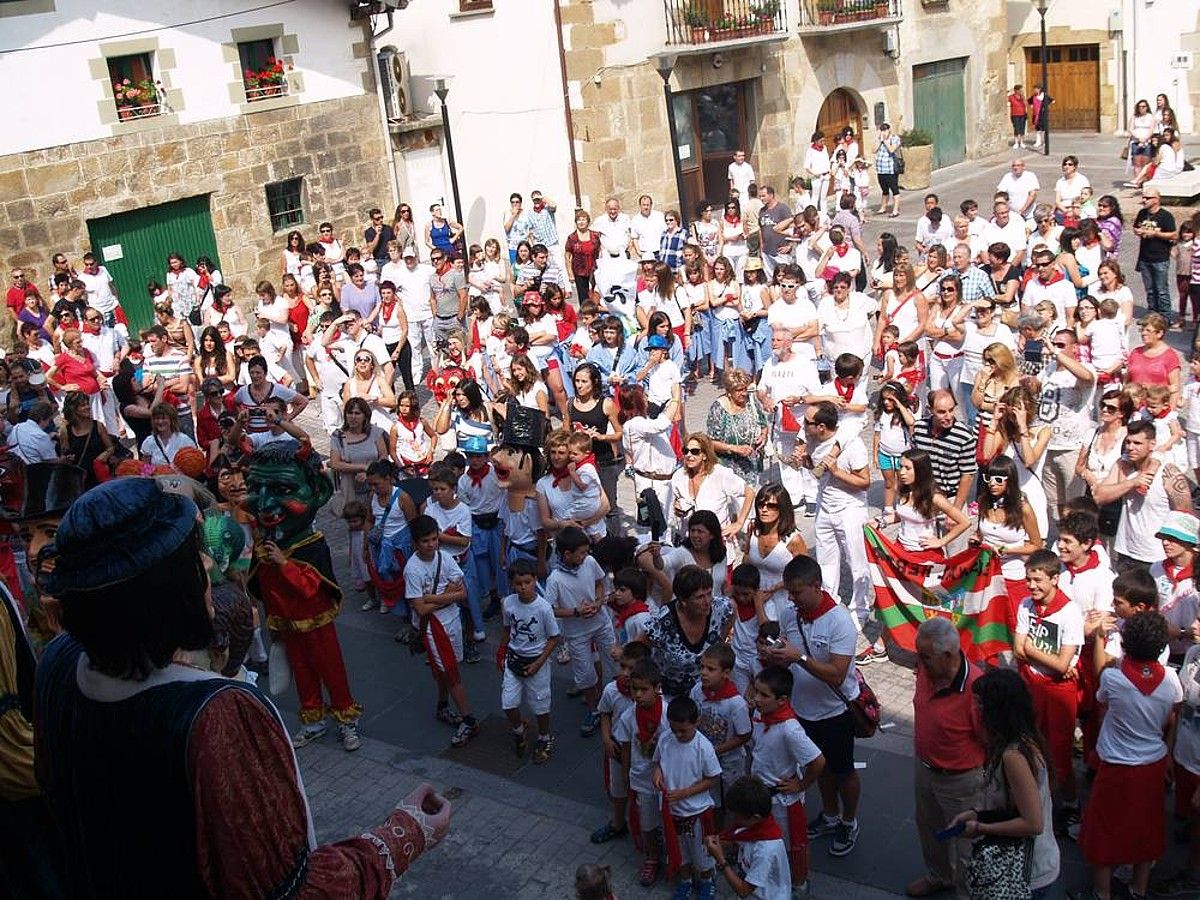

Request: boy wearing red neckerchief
left=728, top=564, right=777, bottom=694
left=1149, top=511, right=1200, bottom=663
left=1014, top=549, right=1084, bottom=829
left=615, top=658, right=671, bottom=886
left=607, top=567, right=654, bottom=648
left=591, top=642, right=651, bottom=846
left=1079, top=612, right=1182, bottom=900
left=802, top=352, right=868, bottom=441
left=704, top=776, right=793, bottom=899
left=688, top=643, right=752, bottom=826
left=749, top=665, right=824, bottom=896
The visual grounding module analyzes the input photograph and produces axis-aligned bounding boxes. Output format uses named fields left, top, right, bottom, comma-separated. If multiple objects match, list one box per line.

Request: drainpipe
left=367, top=11, right=402, bottom=209
left=553, top=0, right=583, bottom=209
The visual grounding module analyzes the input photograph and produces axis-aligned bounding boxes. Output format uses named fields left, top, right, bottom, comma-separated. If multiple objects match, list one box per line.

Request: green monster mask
left=243, top=441, right=333, bottom=549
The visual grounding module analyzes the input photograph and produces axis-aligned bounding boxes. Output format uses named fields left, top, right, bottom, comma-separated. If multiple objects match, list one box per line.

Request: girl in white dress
left=974, top=456, right=1043, bottom=634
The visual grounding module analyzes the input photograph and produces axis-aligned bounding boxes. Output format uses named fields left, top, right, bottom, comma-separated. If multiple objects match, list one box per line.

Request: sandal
left=435, top=705, right=462, bottom=727
left=638, top=857, right=660, bottom=887
left=590, top=822, right=629, bottom=844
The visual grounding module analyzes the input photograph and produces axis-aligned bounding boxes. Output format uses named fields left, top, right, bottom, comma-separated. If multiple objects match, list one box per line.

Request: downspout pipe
left=553, top=0, right=583, bottom=209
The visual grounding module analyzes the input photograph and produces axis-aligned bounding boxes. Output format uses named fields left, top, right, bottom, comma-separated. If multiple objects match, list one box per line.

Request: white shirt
left=812, top=435, right=869, bottom=514
left=615, top=702, right=669, bottom=794
left=427, top=500, right=473, bottom=562
left=81, top=327, right=126, bottom=374
left=728, top=160, right=756, bottom=197
left=779, top=601, right=860, bottom=720
left=1114, top=464, right=1170, bottom=564
left=982, top=217, right=1029, bottom=260
left=403, top=549, right=464, bottom=631
left=10, top=420, right=57, bottom=463
left=804, top=145, right=830, bottom=177
left=733, top=834, right=792, bottom=899
left=458, top=466, right=504, bottom=516
left=139, top=430, right=198, bottom=467
left=960, top=322, right=1016, bottom=384
left=646, top=358, right=681, bottom=406
left=1096, top=663, right=1183, bottom=765
left=623, top=414, right=677, bottom=476
left=1060, top=554, right=1115, bottom=617
left=689, top=682, right=753, bottom=774
left=766, top=297, right=820, bottom=362
left=594, top=213, right=633, bottom=257
left=749, top=715, right=822, bottom=805
left=997, top=170, right=1041, bottom=215
left=1022, top=276, right=1076, bottom=329
left=77, top=266, right=118, bottom=313
left=1037, top=357, right=1095, bottom=451
left=1085, top=319, right=1126, bottom=373
left=1174, top=646, right=1200, bottom=775
left=392, top=262, right=435, bottom=323
left=1015, top=596, right=1084, bottom=678
left=668, top=463, right=747, bottom=531
left=500, top=496, right=541, bottom=548
left=545, top=556, right=606, bottom=637
left=652, top=730, right=721, bottom=817
left=501, top=593, right=560, bottom=657
left=916, top=217, right=954, bottom=250
left=630, top=210, right=667, bottom=256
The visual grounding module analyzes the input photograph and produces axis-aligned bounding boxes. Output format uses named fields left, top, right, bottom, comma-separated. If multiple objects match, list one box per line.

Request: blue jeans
left=1139, top=258, right=1173, bottom=323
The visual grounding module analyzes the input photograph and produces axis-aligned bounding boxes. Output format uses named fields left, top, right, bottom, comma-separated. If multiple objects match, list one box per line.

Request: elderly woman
left=47, top=328, right=107, bottom=423
left=668, top=433, right=755, bottom=549
left=643, top=564, right=733, bottom=700
left=705, top=368, right=769, bottom=484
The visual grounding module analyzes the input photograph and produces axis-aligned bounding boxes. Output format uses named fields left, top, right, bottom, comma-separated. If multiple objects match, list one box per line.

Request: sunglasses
left=85, top=316, right=102, bottom=323
left=354, top=356, right=374, bottom=363
left=1101, top=403, right=1120, bottom=413
left=758, top=500, right=780, bottom=509
left=780, top=283, right=799, bottom=290
left=684, top=447, right=704, bottom=456
left=1052, top=342, right=1069, bottom=350
left=940, top=287, right=957, bottom=294
left=983, top=474, right=1009, bottom=485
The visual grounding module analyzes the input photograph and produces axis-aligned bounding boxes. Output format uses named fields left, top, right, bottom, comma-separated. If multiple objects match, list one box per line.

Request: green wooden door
left=86, top=195, right=220, bottom=333
left=913, top=58, right=966, bottom=169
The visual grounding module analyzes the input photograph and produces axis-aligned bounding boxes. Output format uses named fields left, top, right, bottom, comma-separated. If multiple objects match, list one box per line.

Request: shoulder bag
left=327, top=431, right=347, bottom=518
left=798, top=626, right=881, bottom=738
left=966, top=760, right=1034, bottom=899
left=887, top=139, right=906, bottom=175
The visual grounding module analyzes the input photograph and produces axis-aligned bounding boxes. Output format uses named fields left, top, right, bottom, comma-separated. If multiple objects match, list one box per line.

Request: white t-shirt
left=766, top=298, right=819, bottom=362
left=1096, top=663, right=1183, bottom=765
left=1174, top=645, right=1200, bottom=775
left=1054, top=173, right=1091, bottom=207
left=500, top=496, right=541, bottom=548
left=780, top=601, right=860, bottom=721
left=652, top=730, right=721, bottom=817
left=982, top=217, right=1029, bottom=259
left=630, top=211, right=667, bottom=256
left=392, top=262, right=435, bottom=323
left=812, top=435, right=869, bottom=514
left=545, top=555, right=606, bottom=637
left=77, top=266, right=118, bottom=313
left=689, top=682, right=753, bottom=775
left=733, top=835, right=792, bottom=899
left=501, top=593, right=560, bottom=657
left=646, top=358, right=681, bottom=407
left=749, top=716, right=822, bottom=806
left=615, top=702, right=669, bottom=794
left=597, top=677, right=636, bottom=724
left=1060, top=554, right=1115, bottom=617
left=623, top=414, right=677, bottom=476
left=458, top=467, right=504, bottom=516
left=667, top=463, right=748, bottom=531
left=427, top=500, right=473, bottom=562
left=816, top=291, right=876, bottom=366
left=1022, top=276, right=1076, bottom=330
left=960, top=322, right=1016, bottom=384
left=728, top=160, right=756, bottom=198
left=996, top=171, right=1041, bottom=215
left=1015, top=596, right=1084, bottom=678
left=139, top=430, right=198, bottom=466
left=403, top=549, right=465, bottom=631
left=1084, top=319, right=1126, bottom=373
left=594, top=213, right=633, bottom=257
left=1037, top=358, right=1095, bottom=451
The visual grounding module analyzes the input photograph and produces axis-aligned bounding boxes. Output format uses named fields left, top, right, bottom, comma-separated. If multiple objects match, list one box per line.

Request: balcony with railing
left=796, top=0, right=902, bottom=33
left=663, top=0, right=788, bottom=48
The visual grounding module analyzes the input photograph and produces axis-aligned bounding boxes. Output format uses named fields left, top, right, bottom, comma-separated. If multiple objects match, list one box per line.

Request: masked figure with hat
left=243, top=439, right=364, bottom=751
left=0, top=460, right=82, bottom=898
left=33, top=477, right=450, bottom=898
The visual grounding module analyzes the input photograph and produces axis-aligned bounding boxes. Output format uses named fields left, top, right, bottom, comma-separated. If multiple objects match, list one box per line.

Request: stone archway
left=815, top=87, right=866, bottom=152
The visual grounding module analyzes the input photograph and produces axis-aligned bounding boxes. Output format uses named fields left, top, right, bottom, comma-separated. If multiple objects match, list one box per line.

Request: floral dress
left=644, top=597, right=734, bottom=699
left=706, top=397, right=769, bottom=484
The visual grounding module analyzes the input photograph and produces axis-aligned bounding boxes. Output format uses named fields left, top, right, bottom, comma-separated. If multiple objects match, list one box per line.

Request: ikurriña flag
left=864, top=524, right=1013, bottom=663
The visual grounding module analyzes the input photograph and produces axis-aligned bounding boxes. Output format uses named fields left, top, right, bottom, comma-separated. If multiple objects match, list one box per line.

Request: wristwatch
left=799, top=653, right=809, bottom=666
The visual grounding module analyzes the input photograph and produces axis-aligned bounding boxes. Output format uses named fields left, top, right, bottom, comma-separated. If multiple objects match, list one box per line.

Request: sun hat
left=744, top=257, right=764, bottom=271
left=1156, top=511, right=1200, bottom=547
left=43, top=478, right=198, bottom=594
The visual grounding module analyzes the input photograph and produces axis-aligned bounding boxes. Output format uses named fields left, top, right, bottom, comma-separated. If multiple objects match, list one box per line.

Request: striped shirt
left=912, top=417, right=976, bottom=500
left=142, top=348, right=193, bottom=412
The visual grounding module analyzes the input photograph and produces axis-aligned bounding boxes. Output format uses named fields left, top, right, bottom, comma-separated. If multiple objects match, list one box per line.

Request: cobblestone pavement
left=283, top=133, right=1196, bottom=898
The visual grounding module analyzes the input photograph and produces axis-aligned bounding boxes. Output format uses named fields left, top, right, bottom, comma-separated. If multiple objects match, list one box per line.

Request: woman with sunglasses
left=970, top=342, right=1020, bottom=437
left=720, top=198, right=749, bottom=280
left=668, top=433, right=755, bottom=551
left=433, top=379, right=494, bottom=451
left=341, top=347, right=395, bottom=431
left=1053, top=156, right=1089, bottom=225
left=1094, top=196, right=1124, bottom=262
left=1075, top=389, right=1132, bottom=545
left=925, top=274, right=969, bottom=392
left=390, top=203, right=417, bottom=255
left=983, top=384, right=1052, bottom=539
left=973, top=456, right=1043, bottom=625
left=745, top=482, right=807, bottom=603
left=424, top=203, right=464, bottom=260
left=281, top=230, right=306, bottom=278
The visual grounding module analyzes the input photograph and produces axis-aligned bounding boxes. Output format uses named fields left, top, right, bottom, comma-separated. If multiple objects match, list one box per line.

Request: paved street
left=282, top=133, right=1197, bottom=898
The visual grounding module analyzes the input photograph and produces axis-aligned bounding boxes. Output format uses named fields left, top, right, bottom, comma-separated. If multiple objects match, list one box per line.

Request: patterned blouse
left=645, top=597, right=734, bottom=698
left=706, top=397, right=769, bottom=483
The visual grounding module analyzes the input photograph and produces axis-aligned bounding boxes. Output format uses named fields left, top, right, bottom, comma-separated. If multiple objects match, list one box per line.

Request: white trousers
left=814, top=503, right=873, bottom=628
left=927, top=353, right=962, bottom=394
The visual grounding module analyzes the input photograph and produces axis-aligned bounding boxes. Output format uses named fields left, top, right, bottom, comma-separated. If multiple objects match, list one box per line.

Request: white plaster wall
left=388, top=1, right=575, bottom=249
left=0, top=0, right=368, bottom=157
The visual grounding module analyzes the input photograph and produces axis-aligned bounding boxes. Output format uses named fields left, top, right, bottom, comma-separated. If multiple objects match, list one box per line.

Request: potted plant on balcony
left=712, top=15, right=735, bottom=39
left=683, top=3, right=710, bottom=42
left=874, top=0, right=889, bottom=17
left=113, top=77, right=161, bottom=120
left=244, top=57, right=291, bottom=100
left=899, top=128, right=934, bottom=190
left=754, top=0, right=780, bottom=31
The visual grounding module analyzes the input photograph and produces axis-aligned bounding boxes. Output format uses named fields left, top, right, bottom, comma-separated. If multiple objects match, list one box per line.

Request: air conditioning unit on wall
left=377, top=47, right=411, bottom=120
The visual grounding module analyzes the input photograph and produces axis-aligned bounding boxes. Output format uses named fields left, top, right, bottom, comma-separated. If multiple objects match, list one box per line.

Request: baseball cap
left=647, top=335, right=669, bottom=350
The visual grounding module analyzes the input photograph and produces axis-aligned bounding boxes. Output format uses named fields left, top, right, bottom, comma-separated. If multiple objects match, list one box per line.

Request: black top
left=365, top=224, right=396, bottom=262
left=1134, top=208, right=1176, bottom=264
left=66, top=421, right=105, bottom=487
left=570, top=397, right=615, bottom=465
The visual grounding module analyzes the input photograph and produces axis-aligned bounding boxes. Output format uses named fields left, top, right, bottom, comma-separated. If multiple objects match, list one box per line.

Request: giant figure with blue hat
left=32, top=476, right=451, bottom=898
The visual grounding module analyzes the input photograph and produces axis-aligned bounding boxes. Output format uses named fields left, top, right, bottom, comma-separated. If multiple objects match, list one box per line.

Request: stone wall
left=0, top=91, right=391, bottom=309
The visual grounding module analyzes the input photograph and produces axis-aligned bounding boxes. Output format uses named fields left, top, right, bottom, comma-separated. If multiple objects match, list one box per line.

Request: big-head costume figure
left=244, top=439, right=362, bottom=749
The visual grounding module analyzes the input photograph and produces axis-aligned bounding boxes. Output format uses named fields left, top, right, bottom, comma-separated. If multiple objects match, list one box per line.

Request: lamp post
left=655, top=54, right=688, bottom=214
left=1032, top=0, right=1050, bottom=156
left=434, top=77, right=464, bottom=226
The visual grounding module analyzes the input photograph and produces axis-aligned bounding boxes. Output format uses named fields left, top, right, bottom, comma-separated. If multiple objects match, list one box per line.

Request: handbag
left=967, top=836, right=1032, bottom=899
left=889, top=142, right=906, bottom=174
left=505, top=649, right=541, bottom=677
left=798, top=627, right=881, bottom=738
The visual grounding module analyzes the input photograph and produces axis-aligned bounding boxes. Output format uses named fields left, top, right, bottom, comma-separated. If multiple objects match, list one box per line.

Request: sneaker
left=473, top=630, right=487, bottom=642
left=804, top=501, right=818, bottom=517
left=830, top=818, right=859, bottom=856
left=580, top=710, right=600, bottom=737
left=360, top=598, right=377, bottom=612
left=338, top=722, right=362, bottom=752
left=464, top=643, right=481, bottom=664
left=1123, top=181, right=1140, bottom=188
left=638, top=856, right=660, bottom=887
left=532, top=736, right=553, bottom=764
left=807, top=811, right=840, bottom=839
left=450, top=719, right=479, bottom=747
left=1151, top=871, right=1200, bottom=897
left=671, top=880, right=695, bottom=900
left=377, top=603, right=390, bottom=614
left=435, top=705, right=463, bottom=727
left=290, top=721, right=328, bottom=748
left=696, top=877, right=716, bottom=900
left=589, top=822, right=629, bottom=844
left=513, top=724, right=529, bottom=757
left=556, top=644, right=571, bottom=665
left=855, top=644, right=886, bottom=665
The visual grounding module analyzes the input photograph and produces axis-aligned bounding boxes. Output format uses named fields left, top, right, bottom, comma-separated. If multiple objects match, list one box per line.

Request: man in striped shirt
left=141, top=325, right=196, bottom=438
left=912, top=389, right=975, bottom=509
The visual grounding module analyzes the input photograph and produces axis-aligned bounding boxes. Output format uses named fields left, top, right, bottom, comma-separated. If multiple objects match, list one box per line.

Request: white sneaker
left=291, top=721, right=328, bottom=748
left=339, top=722, right=362, bottom=752
left=360, top=598, right=376, bottom=612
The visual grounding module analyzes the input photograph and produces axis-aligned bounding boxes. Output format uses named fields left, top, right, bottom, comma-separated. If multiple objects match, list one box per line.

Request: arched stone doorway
left=815, top=88, right=865, bottom=153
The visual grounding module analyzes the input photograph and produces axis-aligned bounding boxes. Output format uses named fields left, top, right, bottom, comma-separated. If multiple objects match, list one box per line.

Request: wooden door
left=815, top=88, right=860, bottom=151
left=671, top=82, right=748, bottom=221
left=913, top=58, right=966, bottom=169
left=1025, top=45, right=1099, bottom=131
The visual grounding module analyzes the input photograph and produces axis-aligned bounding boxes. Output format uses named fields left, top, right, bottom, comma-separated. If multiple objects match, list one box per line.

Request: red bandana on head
left=1120, top=657, right=1166, bottom=696
left=799, top=590, right=838, bottom=623
left=756, top=698, right=797, bottom=731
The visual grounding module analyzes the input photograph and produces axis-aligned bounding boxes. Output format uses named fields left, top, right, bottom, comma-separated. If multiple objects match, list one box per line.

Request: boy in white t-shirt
left=591, top=641, right=652, bottom=846
left=546, top=526, right=617, bottom=737
left=426, top=464, right=485, bottom=660
left=749, top=665, right=825, bottom=896
left=704, top=776, right=793, bottom=900
left=500, top=557, right=561, bottom=765
left=653, top=696, right=722, bottom=898
left=689, top=643, right=752, bottom=819
left=607, top=567, right=655, bottom=649
left=803, top=353, right=869, bottom=442
left=616, top=658, right=671, bottom=886
left=404, top=515, right=479, bottom=748
left=728, top=565, right=777, bottom=693
left=1084, top=299, right=1126, bottom=383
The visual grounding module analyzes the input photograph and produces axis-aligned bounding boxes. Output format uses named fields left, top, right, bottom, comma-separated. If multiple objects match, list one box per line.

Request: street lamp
left=1032, top=0, right=1050, bottom=156
left=434, top=77, right=464, bottom=227
left=655, top=54, right=688, bottom=214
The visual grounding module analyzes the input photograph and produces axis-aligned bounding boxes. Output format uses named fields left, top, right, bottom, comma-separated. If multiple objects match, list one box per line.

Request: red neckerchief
left=1037, top=269, right=1065, bottom=287
left=800, top=590, right=838, bottom=623
left=635, top=695, right=664, bottom=744
left=576, top=453, right=596, bottom=470
left=197, top=272, right=210, bottom=290
left=319, top=234, right=334, bottom=244
left=1066, top=548, right=1102, bottom=575
left=724, top=213, right=740, bottom=225
left=1032, top=589, right=1072, bottom=619
left=833, top=243, right=849, bottom=258
left=610, top=600, right=651, bottom=630
left=82, top=321, right=100, bottom=335
left=721, top=817, right=784, bottom=844
left=756, top=698, right=797, bottom=731
left=732, top=593, right=757, bottom=622
left=1164, top=557, right=1195, bottom=587
left=702, top=678, right=741, bottom=702
left=380, top=297, right=397, bottom=324
left=616, top=674, right=632, bottom=698
left=436, top=261, right=453, bottom=277
left=811, top=142, right=825, bottom=151
left=550, top=465, right=571, bottom=488
left=396, top=414, right=420, bottom=437
left=1120, top=657, right=1166, bottom=696
left=1151, top=405, right=1172, bottom=420
left=834, top=377, right=856, bottom=402
left=468, top=462, right=491, bottom=488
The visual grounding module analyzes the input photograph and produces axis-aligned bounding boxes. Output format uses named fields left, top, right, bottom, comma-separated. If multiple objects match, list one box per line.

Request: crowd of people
left=4, top=114, right=1200, bottom=900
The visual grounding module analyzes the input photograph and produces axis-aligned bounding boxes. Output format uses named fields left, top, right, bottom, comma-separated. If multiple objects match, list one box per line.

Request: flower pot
left=689, top=25, right=708, bottom=41
left=819, top=11, right=833, bottom=23
left=117, top=107, right=133, bottom=121
left=900, top=143, right=934, bottom=191
left=875, top=2, right=888, bottom=15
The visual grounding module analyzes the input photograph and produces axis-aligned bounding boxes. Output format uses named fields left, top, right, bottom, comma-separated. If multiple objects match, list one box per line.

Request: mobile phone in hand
left=935, top=822, right=966, bottom=842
